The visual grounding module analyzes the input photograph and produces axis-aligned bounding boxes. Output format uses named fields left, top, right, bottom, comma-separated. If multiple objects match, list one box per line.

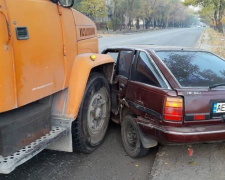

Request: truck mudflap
left=0, top=126, right=68, bottom=174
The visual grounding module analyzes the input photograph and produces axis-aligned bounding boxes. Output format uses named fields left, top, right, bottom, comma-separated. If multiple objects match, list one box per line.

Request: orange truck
left=0, top=0, right=114, bottom=174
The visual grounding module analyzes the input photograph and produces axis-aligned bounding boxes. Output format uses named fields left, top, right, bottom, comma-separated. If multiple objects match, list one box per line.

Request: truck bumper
left=137, top=120, right=225, bottom=145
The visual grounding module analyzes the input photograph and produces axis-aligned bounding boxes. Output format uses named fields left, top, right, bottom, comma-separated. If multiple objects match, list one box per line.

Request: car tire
left=121, top=115, right=149, bottom=158
left=72, top=72, right=111, bottom=153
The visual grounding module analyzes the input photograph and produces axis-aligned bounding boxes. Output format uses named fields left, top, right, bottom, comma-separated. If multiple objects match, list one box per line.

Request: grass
left=206, top=28, right=225, bottom=58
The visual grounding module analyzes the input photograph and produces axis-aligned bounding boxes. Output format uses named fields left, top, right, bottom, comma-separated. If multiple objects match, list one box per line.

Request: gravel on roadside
left=150, top=143, right=225, bottom=180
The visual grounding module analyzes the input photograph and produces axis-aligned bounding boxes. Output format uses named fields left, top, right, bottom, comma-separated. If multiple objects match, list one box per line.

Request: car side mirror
left=51, top=0, right=74, bottom=8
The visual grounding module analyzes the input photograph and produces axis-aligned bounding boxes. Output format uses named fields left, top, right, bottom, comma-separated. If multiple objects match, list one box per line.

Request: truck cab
left=0, top=0, right=114, bottom=174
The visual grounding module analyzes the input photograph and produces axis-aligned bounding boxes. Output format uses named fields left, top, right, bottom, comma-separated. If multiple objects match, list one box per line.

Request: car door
left=4, top=0, right=65, bottom=107
left=117, top=50, right=135, bottom=97
left=125, top=51, right=169, bottom=121
left=108, top=49, right=135, bottom=115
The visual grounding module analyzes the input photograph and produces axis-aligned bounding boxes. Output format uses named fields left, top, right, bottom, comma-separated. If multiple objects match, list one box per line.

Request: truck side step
left=0, top=126, right=68, bottom=174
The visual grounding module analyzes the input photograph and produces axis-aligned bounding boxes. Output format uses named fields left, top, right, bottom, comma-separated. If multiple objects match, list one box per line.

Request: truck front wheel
left=72, top=73, right=111, bottom=153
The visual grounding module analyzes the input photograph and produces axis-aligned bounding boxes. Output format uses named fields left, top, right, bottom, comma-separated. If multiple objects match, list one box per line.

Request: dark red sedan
left=103, top=45, right=225, bottom=157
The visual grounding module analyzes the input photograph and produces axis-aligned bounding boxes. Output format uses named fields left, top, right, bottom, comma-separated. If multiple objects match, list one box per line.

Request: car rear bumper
left=137, top=120, right=225, bottom=144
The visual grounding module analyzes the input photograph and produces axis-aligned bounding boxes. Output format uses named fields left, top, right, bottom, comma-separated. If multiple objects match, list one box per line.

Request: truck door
left=4, top=0, right=65, bottom=107
left=0, top=0, right=17, bottom=112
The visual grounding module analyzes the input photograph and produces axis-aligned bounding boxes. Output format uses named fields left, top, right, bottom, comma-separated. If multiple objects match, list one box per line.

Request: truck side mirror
left=51, top=0, right=74, bottom=8
left=59, top=0, right=74, bottom=8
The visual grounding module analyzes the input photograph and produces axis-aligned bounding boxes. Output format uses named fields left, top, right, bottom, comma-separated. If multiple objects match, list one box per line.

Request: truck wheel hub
left=94, top=108, right=102, bottom=119
left=87, top=90, right=107, bottom=135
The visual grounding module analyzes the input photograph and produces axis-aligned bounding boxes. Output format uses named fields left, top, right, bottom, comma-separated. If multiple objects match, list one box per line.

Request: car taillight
left=164, top=97, right=183, bottom=122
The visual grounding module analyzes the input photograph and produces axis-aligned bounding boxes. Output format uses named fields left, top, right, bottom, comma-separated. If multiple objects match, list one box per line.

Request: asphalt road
left=0, top=28, right=203, bottom=180
left=99, top=27, right=203, bottom=52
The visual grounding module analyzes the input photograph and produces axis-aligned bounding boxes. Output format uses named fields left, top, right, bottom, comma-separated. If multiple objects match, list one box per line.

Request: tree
left=74, top=0, right=197, bottom=31
left=126, top=0, right=140, bottom=29
left=111, top=0, right=127, bottom=31
left=199, top=5, right=215, bottom=27
left=183, top=0, right=225, bottom=33
left=78, top=0, right=107, bottom=21
left=73, top=0, right=82, bottom=9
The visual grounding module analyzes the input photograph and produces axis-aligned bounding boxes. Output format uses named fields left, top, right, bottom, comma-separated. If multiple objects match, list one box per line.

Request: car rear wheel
left=121, top=115, right=149, bottom=158
left=72, top=72, right=111, bottom=153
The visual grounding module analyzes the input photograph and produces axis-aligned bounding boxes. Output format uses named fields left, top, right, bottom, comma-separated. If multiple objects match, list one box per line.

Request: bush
left=96, top=22, right=112, bottom=30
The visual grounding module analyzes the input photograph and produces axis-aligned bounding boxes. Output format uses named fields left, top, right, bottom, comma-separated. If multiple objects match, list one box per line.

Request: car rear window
left=156, top=51, right=225, bottom=87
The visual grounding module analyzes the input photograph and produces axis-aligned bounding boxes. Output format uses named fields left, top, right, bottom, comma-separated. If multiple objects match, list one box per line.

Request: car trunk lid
left=176, top=88, right=225, bottom=122
left=155, top=50, right=225, bottom=123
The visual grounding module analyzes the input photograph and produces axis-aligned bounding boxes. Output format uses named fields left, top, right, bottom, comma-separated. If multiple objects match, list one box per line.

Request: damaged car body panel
left=103, top=45, right=225, bottom=157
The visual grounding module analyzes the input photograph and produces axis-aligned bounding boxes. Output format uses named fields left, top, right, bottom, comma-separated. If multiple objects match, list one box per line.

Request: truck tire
left=121, top=115, right=149, bottom=158
left=72, top=72, right=111, bottom=153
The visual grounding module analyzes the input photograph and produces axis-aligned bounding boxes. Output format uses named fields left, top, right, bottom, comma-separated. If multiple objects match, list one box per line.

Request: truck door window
left=133, top=52, right=162, bottom=87
left=118, top=51, right=133, bottom=78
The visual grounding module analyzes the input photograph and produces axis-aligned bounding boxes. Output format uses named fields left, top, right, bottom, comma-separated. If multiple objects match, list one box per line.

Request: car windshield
left=156, top=51, right=225, bottom=87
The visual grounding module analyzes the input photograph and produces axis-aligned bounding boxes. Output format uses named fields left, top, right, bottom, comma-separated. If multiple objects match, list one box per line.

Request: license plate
left=213, top=102, right=225, bottom=113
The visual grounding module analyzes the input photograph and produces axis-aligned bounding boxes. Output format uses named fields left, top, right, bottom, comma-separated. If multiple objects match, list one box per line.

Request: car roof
left=103, top=45, right=207, bottom=52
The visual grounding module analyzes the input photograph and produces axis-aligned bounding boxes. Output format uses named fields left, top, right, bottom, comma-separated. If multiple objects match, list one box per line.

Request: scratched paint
left=32, top=83, right=53, bottom=91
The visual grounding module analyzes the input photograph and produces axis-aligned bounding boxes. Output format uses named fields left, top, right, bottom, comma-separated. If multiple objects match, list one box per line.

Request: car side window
left=118, top=51, right=133, bottom=78
left=133, top=52, right=161, bottom=87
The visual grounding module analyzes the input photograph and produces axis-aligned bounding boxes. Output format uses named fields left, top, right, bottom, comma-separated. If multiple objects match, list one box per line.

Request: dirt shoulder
left=149, top=28, right=225, bottom=180
left=198, top=28, right=225, bottom=58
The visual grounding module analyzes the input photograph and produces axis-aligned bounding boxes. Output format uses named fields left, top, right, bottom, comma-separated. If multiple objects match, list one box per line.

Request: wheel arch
left=49, top=54, right=114, bottom=152
left=120, top=106, right=136, bottom=123
left=121, top=107, right=158, bottom=150
left=65, top=53, right=114, bottom=120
